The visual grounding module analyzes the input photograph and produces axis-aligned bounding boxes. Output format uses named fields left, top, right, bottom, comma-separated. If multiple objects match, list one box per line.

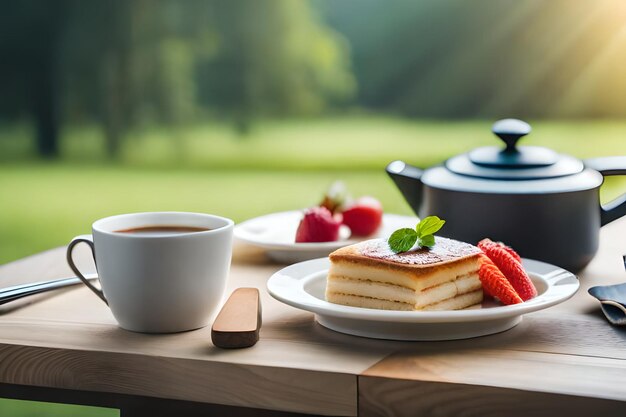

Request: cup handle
left=66, top=234, right=108, bottom=305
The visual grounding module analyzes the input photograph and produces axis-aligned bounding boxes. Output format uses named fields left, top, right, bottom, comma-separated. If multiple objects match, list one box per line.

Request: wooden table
left=0, top=218, right=625, bottom=416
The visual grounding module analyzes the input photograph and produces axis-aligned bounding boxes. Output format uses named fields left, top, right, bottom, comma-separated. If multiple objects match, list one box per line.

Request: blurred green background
left=1, top=1, right=626, bottom=413
left=1, top=0, right=625, bottom=267
left=0, top=399, right=117, bottom=417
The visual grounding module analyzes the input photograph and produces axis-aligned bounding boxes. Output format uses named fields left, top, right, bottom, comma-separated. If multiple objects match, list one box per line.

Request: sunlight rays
left=480, top=0, right=611, bottom=116
left=398, top=1, right=541, bottom=115
left=556, top=17, right=626, bottom=117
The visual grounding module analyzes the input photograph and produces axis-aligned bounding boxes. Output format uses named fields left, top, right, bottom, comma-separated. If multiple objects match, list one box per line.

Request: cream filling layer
left=326, top=273, right=481, bottom=308
left=328, top=260, right=479, bottom=292
left=326, top=289, right=483, bottom=311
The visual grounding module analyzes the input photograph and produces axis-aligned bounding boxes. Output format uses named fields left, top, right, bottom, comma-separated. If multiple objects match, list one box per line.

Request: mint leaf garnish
left=416, top=216, right=445, bottom=236
left=387, top=216, right=445, bottom=253
left=388, top=228, right=418, bottom=253
left=418, top=234, right=435, bottom=248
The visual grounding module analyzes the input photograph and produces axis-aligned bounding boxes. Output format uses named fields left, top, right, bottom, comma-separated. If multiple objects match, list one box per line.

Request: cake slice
left=326, top=237, right=483, bottom=311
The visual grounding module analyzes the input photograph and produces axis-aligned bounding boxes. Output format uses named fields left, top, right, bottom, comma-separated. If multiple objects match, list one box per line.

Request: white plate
left=267, top=257, right=579, bottom=341
left=235, top=212, right=418, bottom=263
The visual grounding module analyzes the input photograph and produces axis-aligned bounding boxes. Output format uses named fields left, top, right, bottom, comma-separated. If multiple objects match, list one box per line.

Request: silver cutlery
left=0, top=273, right=98, bottom=305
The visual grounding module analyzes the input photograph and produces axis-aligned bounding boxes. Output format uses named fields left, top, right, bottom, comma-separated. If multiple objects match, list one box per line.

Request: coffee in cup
left=114, top=225, right=211, bottom=235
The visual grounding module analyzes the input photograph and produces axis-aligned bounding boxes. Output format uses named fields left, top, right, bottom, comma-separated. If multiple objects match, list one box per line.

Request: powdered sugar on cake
left=359, top=237, right=480, bottom=265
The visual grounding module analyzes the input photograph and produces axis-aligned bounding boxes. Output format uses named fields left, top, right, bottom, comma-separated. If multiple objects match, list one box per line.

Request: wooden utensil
left=211, top=288, right=261, bottom=348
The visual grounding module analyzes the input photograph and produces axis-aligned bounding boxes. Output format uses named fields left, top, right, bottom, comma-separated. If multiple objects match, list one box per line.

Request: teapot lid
left=446, top=119, right=583, bottom=180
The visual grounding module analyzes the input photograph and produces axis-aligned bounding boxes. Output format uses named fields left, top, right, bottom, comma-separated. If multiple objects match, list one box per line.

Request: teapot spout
left=386, top=160, right=424, bottom=215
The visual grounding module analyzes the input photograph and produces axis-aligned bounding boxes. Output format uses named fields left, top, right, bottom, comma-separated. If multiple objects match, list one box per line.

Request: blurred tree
left=62, top=0, right=192, bottom=157
left=198, top=0, right=355, bottom=133
left=0, top=1, right=71, bottom=157
left=0, top=0, right=355, bottom=156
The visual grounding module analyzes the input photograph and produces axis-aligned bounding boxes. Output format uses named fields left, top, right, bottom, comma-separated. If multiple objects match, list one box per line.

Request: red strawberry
left=498, top=241, right=522, bottom=263
left=479, top=256, right=523, bottom=305
left=295, top=207, right=341, bottom=243
left=478, top=238, right=522, bottom=263
left=478, top=238, right=537, bottom=301
left=341, top=196, right=383, bottom=236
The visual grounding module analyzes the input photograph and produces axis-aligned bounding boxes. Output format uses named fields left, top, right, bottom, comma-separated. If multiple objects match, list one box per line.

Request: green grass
left=0, top=166, right=414, bottom=263
left=0, top=116, right=625, bottom=265
left=3, top=116, right=626, bottom=169
left=0, top=399, right=117, bottom=417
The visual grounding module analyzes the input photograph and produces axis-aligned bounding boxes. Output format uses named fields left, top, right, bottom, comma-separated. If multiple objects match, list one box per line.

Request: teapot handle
left=585, top=156, right=626, bottom=226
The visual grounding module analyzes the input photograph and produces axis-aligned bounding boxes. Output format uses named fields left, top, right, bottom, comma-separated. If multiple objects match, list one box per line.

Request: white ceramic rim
left=93, top=211, right=234, bottom=238
left=267, top=257, right=579, bottom=324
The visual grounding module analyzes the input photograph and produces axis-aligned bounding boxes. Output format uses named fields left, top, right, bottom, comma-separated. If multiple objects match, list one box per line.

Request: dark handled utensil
left=0, top=273, right=98, bottom=305
left=587, top=256, right=626, bottom=325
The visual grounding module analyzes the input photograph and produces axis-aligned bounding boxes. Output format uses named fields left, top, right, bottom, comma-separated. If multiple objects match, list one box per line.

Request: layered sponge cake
left=326, top=237, right=483, bottom=311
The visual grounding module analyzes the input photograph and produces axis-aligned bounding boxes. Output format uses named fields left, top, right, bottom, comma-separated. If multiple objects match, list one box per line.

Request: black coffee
left=114, top=225, right=210, bottom=235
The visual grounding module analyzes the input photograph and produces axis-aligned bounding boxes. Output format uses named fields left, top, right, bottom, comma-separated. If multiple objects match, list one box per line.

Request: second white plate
left=235, top=211, right=418, bottom=263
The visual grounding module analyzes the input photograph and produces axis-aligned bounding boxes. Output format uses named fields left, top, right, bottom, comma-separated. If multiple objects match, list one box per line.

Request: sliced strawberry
left=295, top=206, right=341, bottom=243
left=478, top=238, right=537, bottom=301
left=493, top=240, right=522, bottom=263
left=341, top=196, right=383, bottom=236
left=479, top=256, right=523, bottom=305
left=478, top=239, right=522, bottom=263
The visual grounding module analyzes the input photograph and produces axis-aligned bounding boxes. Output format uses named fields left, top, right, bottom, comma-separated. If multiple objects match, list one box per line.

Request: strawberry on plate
left=482, top=239, right=522, bottom=263
left=478, top=255, right=523, bottom=305
left=295, top=206, right=342, bottom=243
left=341, top=196, right=383, bottom=236
left=478, top=238, right=537, bottom=301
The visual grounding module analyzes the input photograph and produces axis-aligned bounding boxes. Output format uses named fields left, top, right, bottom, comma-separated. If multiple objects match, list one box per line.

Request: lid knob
left=450, top=117, right=584, bottom=178
left=468, top=118, right=559, bottom=168
left=492, top=118, right=531, bottom=152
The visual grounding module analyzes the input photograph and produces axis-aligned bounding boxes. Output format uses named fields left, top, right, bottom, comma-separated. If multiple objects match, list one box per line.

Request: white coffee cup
left=66, top=212, right=234, bottom=333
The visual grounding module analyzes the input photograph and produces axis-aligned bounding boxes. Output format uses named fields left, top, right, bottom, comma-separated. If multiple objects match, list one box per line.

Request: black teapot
left=386, top=119, right=626, bottom=272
